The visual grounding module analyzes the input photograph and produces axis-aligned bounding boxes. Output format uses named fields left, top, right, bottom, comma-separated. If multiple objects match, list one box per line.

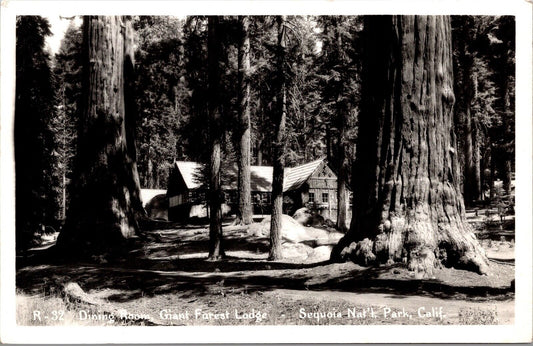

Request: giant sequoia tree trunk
left=269, top=16, right=288, bottom=261
left=207, top=16, right=224, bottom=260
left=236, top=16, right=253, bottom=225
left=331, top=16, right=489, bottom=276
left=57, top=16, right=144, bottom=255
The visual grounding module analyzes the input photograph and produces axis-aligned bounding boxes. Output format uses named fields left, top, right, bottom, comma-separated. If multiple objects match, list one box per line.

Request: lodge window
left=309, top=192, right=315, bottom=202
left=253, top=192, right=270, bottom=204
left=322, top=193, right=329, bottom=203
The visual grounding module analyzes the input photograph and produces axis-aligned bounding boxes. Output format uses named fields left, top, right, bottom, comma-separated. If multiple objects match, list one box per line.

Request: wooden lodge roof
left=174, top=158, right=327, bottom=193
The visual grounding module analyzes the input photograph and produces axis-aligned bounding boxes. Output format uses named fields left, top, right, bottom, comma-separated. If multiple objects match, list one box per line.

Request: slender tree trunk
left=326, top=127, right=332, bottom=163
left=490, top=146, right=496, bottom=199
left=461, top=57, right=483, bottom=206
left=501, top=74, right=513, bottom=197
left=147, top=155, right=154, bottom=189
left=236, top=16, right=253, bottom=225
left=336, top=137, right=348, bottom=232
left=207, top=16, right=224, bottom=260
left=257, top=138, right=263, bottom=166
left=62, top=169, right=66, bottom=220
left=331, top=16, right=488, bottom=276
left=503, top=160, right=512, bottom=196
left=472, top=123, right=482, bottom=201
left=269, top=15, right=288, bottom=261
left=464, top=104, right=475, bottom=205
left=334, top=18, right=349, bottom=232
left=480, top=136, right=491, bottom=201
left=57, top=16, right=144, bottom=255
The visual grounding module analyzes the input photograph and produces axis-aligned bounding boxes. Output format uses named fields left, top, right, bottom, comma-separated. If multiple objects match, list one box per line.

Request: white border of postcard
left=1, top=0, right=532, bottom=343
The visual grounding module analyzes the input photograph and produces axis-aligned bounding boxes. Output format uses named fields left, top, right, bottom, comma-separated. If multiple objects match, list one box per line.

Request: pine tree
left=133, top=16, right=185, bottom=189
left=15, top=16, right=57, bottom=249
left=268, top=16, right=289, bottom=260
left=316, top=16, right=361, bottom=231
left=207, top=16, right=225, bottom=259
left=235, top=16, right=253, bottom=225
left=52, top=19, right=82, bottom=221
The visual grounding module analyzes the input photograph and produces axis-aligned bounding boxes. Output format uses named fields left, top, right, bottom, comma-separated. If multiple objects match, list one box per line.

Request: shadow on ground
left=16, top=224, right=515, bottom=304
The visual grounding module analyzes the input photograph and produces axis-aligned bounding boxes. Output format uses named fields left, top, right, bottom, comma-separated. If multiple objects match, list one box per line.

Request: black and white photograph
left=1, top=0, right=531, bottom=343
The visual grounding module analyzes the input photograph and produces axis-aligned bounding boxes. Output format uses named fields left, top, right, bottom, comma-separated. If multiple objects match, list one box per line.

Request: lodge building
left=167, top=158, right=347, bottom=221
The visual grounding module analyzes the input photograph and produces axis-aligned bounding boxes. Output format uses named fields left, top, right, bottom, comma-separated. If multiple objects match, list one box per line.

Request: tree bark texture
left=207, top=16, right=224, bottom=259
left=269, top=16, right=288, bottom=260
left=334, top=18, right=349, bottom=233
left=57, top=16, right=144, bottom=254
left=462, top=59, right=482, bottom=206
left=236, top=16, right=253, bottom=225
left=501, top=73, right=513, bottom=197
left=331, top=16, right=488, bottom=276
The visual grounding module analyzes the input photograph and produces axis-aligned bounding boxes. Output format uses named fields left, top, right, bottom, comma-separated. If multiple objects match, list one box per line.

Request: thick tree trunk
left=236, top=16, right=253, bottom=225
left=331, top=16, right=488, bottom=276
left=57, top=16, right=144, bottom=255
left=207, top=16, right=224, bottom=260
left=269, top=16, right=288, bottom=261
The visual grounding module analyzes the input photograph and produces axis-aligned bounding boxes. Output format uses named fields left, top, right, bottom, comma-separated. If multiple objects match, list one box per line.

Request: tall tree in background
left=492, top=16, right=515, bottom=197
left=317, top=16, right=361, bottom=232
left=52, top=20, right=83, bottom=220
left=453, top=17, right=482, bottom=206
left=269, top=16, right=289, bottom=260
left=333, top=17, right=350, bottom=233
left=207, top=16, right=225, bottom=259
left=452, top=16, right=498, bottom=206
left=332, top=16, right=489, bottom=276
left=452, top=16, right=514, bottom=204
left=134, top=16, right=185, bottom=189
left=235, top=16, right=253, bottom=225
left=15, top=16, right=57, bottom=249
left=57, top=16, right=144, bottom=255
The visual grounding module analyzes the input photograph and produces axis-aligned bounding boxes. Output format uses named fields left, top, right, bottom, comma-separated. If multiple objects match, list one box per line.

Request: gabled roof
left=284, top=158, right=324, bottom=191
left=173, top=157, right=328, bottom=192
left=175, top=161, right=203, bottom=190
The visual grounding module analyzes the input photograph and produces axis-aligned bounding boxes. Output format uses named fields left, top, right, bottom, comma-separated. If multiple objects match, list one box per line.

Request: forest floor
left=16, top=210, right=514, bottom=326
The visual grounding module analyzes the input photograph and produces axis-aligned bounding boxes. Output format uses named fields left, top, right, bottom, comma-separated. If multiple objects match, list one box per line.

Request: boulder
left=247, top=215, right=312, bottom=242
left=292, top=207, right=313, bottom=225
left=292, top=207, right=325, bottom=227
left=305, top=245, right=333, bottom=263
left=282, top=242, right=314, bottom=259
left=145, top=194, right=168, bottom=220
left=247, top=215, right=345, bottom=248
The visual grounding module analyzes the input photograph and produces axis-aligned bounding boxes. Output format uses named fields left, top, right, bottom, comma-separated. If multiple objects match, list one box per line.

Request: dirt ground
left=16, top=216, right=514, bottom=326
